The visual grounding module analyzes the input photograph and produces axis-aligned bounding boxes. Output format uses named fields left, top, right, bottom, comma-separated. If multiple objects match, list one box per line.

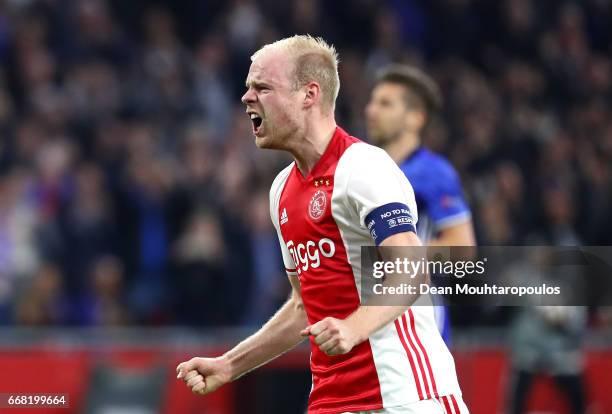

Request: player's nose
left=365, top=102, right=376, bottom=119
left=241, top=88, right=256, bottom=105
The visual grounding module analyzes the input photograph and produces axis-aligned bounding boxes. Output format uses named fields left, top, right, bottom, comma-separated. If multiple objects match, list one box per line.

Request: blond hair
left=251, top=35, right=340, bottom=112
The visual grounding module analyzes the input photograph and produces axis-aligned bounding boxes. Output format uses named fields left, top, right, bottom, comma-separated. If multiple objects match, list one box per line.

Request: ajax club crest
left=308, top=190, right=327, bottom=221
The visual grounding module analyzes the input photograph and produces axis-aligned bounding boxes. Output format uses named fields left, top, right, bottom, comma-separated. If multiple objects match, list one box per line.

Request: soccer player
left=177, top=36, right=469, bottom=414
left=366, top=65, right=476, bottom=343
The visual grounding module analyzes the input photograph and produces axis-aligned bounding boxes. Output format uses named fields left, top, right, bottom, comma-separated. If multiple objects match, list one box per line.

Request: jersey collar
left=400, top=146, right=425, bottom=167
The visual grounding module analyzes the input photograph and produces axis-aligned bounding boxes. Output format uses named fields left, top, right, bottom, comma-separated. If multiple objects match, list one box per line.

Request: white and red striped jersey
left=270, top=127, right=463, bottom=414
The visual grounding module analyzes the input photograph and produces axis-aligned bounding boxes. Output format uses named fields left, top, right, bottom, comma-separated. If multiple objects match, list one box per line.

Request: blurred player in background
left=366, top=65, right=476, bottom=344
left=177, top=36, right=469, bottom=414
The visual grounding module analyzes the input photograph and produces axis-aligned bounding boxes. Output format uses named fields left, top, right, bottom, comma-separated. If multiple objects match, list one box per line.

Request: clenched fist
left=176, top=356, right=232, bottom=395
left=300, top=317, right=362, bottom=356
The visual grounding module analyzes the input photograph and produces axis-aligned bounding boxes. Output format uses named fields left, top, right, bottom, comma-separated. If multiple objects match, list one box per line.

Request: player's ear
left=303, top=82, right=321, bottom=109
left=405, top=110, right=426, bottom=133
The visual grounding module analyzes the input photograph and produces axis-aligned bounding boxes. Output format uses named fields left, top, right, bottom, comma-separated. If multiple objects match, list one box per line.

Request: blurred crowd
left=0, top=0, right=611, bottom=327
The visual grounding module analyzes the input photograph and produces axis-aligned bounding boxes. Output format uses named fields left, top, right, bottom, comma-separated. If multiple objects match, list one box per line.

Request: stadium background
left=0, top=0, right=611, bottom=412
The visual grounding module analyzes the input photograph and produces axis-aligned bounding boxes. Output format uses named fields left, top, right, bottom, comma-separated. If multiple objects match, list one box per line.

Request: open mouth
left=249, top=113, right=263, bottom=134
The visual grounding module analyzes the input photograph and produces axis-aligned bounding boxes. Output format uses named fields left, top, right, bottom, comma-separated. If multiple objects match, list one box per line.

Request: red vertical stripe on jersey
left=401, top=314, right=432, bottom=399
left=437, top=397, right=448, bottom=414
left=394, top=319, right=424, bottom=400
left=442, top=396, right=453, bottom=414
left=408, top=308, right=439, bottom=397
left=450, top=395, right=461, bottom=413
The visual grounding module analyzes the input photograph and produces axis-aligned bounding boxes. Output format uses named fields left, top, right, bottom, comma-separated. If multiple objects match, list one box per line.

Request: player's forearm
left=222, top=296, right=308, bottom=381
left=346, top=231, right=424, bottom=342
left=344, top=305, right=413, bottom=344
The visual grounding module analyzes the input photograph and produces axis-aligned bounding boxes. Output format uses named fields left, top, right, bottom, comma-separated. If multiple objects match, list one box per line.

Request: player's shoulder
left=412, top=148, right=460, bottom=180
left=337, top=141, right=413, bottom=196
left=340, top=140, right=396, bottom=168
left=269, top=162, right=295, bottom=204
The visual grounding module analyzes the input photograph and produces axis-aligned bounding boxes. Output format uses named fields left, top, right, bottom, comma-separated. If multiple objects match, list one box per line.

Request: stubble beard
left=257, top=114, right=300, bottom=152
left=368, top=127, right=395, bottom=147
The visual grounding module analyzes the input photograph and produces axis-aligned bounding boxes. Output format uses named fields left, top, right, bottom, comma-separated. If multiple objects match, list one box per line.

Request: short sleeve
left=341, top=144, right=419, bottom=245
left=272, top=224, right=298, bottom=276
left=270, top=164, right=298, bottom=276
left=426, top=164, right=471, bottom=229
